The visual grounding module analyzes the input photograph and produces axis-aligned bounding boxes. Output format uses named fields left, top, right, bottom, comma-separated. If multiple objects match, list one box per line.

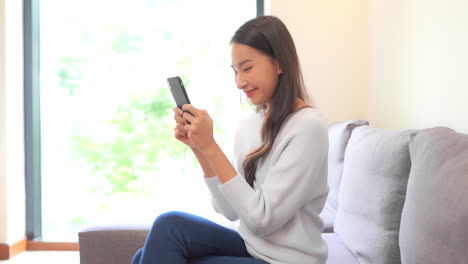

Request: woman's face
left=231, top=42, right=282, bottom=108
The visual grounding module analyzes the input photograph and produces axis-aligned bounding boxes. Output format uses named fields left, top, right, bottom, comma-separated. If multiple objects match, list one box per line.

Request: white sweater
left=205, top=107, right=329, bottom=264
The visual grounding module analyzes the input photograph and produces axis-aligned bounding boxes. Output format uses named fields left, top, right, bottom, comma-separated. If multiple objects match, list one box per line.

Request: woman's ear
left=275, top=60, right=282, bottom=75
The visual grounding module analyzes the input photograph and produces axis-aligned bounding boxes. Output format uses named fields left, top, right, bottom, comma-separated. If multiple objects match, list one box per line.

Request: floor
left=0, top=251, right=79, bottom=264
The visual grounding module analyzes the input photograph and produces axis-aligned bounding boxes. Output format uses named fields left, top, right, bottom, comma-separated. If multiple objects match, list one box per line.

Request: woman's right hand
left=173, top=107, right=196, bottom=149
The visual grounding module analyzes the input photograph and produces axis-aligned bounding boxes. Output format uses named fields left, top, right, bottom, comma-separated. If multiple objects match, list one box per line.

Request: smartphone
left=167, top=76, right=190, bottom=110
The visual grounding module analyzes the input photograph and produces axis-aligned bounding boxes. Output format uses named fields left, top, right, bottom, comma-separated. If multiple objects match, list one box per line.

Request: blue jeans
left=132, top=211, right=269, bottom=264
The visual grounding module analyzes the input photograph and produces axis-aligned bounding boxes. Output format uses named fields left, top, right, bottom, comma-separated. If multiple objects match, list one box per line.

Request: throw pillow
left=334, top=126, right=415, bottom=264
left=321, top=120, right=369, bottom=233
left=399, top=127, right=468, bottom=264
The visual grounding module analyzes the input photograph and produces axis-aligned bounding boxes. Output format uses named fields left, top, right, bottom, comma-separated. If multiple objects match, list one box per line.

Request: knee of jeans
left=131, top=248, right=143, bottom=264
left=151, top=211, right=188, bottom=234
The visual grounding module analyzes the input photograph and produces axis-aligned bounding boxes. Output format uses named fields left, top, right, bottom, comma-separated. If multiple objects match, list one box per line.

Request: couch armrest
left=79, top=224, right=150, bottom=264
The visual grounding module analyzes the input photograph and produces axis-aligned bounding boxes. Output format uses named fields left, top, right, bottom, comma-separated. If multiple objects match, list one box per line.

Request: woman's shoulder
left=288, top=107, right=327, bottom=130
left=293, top=106, right=323, bottom=118
left=236, top=108, right=327, bottom=138
left=278, top=107, right=329, bottom=146
left=271, top=107, right=328, bottom=157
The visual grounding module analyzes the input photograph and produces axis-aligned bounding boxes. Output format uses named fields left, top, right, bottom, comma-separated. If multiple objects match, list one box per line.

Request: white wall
left=270, top=0, right=468, bottom=134
left=368, top=0, right=468, bottom=133
left=0, top=0, right=26, bottom=245
left=270, top=0, right=368, bottom=125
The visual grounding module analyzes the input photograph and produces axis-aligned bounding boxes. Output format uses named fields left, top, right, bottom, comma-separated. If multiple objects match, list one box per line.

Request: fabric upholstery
left=321, top=120, right=369, bottom=232
left=399, top=127, right=468, bottom=264
left=323, top=233, right=359, bottom=264
left=79, top=222, right=150, bottom=264
left=334, top=126, right=415, bottom=264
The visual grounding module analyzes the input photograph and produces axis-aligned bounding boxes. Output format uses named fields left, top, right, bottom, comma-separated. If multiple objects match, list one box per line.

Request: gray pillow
left=334, top=126, right=415, bottom=264
left=321, top=120, right=369, bottom=233
left=399, top=127, right=468, bottom=264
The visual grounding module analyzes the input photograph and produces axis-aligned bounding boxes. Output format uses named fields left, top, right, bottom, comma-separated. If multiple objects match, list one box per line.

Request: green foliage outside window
left=44, top=1, right=242, bottom=236
left=56, top=22, right=198, bottom=198
left=71, top=87, right=193, bottom=196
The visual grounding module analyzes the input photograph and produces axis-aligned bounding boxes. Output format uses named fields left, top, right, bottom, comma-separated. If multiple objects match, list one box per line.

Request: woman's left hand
left=181, top=104, right=217, bottom=153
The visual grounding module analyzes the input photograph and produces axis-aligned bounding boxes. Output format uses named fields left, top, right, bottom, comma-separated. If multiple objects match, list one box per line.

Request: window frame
left=24, top=0, right=264, bottom=241
left=24, top=0, right=42, bottom=240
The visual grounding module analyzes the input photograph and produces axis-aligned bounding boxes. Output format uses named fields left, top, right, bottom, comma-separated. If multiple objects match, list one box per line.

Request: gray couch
left=79, top=120, right=468, bottom=264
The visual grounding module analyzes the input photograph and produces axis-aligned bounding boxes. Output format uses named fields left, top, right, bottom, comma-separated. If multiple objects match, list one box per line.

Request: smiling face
left=231, top=42, right=282, bottom=108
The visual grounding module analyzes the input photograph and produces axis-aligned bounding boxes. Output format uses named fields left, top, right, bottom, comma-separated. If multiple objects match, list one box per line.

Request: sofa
left=79, top=120, right=468, bottom=264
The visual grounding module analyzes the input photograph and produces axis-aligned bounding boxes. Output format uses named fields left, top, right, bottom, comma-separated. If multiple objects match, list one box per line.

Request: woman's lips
left=245, top=88, right=257, bottom=98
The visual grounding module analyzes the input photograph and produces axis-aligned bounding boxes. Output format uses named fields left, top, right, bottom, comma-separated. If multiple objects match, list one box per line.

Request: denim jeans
left=132, top=211, right=269, bottom=264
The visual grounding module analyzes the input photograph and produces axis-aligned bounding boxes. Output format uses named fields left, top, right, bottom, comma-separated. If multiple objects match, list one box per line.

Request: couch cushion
left=334, top=126, right=415, bottom=264
left=323, top=233, right=359, bottom=264
left=399, top=127, right=468, bottom=264
left=321, top=120, right=369, bottom=232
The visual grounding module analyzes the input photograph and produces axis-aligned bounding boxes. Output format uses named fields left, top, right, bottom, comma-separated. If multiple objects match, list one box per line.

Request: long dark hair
left=231, top=16, right=311, bottom=187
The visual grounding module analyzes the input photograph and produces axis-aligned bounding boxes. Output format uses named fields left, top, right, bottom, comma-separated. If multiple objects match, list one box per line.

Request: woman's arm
left=181, top=104, right=238, bottom=184
left=201, top=144, right=238, bottom=183
left=174, top=106, right=238, bottom=220
left=183, top=104, right=329, bottom=237
left=173, top=107, right=216, bottom=178
left=192, top=147, right=216, bottom=178
left=217, top=117, right=329, bottom=237
left=195, top=145, right=239, bottom=220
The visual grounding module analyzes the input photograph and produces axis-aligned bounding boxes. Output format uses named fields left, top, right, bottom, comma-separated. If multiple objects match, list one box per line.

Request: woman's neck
left=262, top=98, right=312, bottom=117
left=293, top=98, right=312, bottom=112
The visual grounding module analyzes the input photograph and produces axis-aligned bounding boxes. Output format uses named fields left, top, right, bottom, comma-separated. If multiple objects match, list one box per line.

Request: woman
left=132, top=15, right=329, bottom=264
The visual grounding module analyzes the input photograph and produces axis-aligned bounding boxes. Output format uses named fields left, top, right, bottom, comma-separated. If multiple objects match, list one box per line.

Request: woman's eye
left=243, top=66, right=253, bottom=72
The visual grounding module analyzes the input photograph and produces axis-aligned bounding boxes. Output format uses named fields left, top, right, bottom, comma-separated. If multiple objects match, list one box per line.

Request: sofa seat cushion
left=321, top=120, right=369, bottom=232
left=399, top=127, right=468, bottom=264
left=323, top=233, right=359, bottom=264
left=334, top=126, right=415, bottom=264
left=320, top=207, right=336, bottom=233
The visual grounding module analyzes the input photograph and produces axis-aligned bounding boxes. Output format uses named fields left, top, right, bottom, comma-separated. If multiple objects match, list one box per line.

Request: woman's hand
left=175, top=104, right=236, bottom=184
left=181, top=104, right=217, bottom=153
left=173, top=107, right=196, bottom=149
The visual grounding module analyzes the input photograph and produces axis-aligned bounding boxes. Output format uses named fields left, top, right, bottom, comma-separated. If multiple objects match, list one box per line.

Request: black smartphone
left=167, top=76, right=191, bottom=110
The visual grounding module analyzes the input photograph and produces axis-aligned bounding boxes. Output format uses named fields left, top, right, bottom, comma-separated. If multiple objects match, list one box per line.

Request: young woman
left=132, top=15, right=329, bottom=264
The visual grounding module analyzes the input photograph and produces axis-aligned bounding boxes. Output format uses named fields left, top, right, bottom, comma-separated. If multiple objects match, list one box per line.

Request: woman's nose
left=236, top=78, right=248, bottom=89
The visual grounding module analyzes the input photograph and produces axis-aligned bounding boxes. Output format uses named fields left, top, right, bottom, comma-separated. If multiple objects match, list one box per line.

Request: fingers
left=174, top=114, right=184, bottom=124
left=183, top=111, right=195, bottom=124
left=182, top=104, right=208, bottom=124
left=174, top=126, right=189, bottom=142
left=174, top=129, right=186, bottom=139
left=175, top=123, right=185, bottom=132
left=182, top=104, right=200, bottom=116
left=173, top=106, right=196, bottom=125
left=184, top=124, right=191, bottom=134
left=173, top=107, right=187, bottom=125
left=172, top=107, right=184, bottom=116
left=175, top=104, right=209, bottom=128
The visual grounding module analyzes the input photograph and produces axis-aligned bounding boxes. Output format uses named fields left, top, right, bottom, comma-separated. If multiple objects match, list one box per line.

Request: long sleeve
left=204, top=108, right=329, bottom=264
left=204, top=176, right=239, bottom=221
left=219, top=117, right=328, bottom=237
left=203, top=113, right=262, bottom=222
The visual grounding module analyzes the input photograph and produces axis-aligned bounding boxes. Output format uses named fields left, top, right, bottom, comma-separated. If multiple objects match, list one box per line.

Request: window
left=26, top=0, right=261, bottom=241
